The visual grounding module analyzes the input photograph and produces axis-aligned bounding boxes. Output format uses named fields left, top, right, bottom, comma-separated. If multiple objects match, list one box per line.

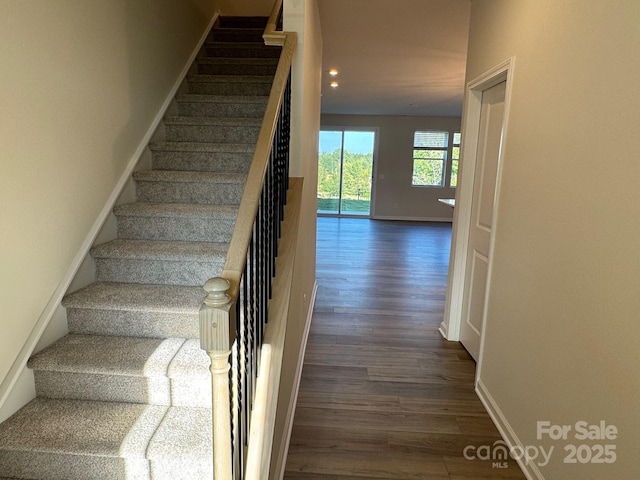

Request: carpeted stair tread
left=27, top=333, right=211, bottom=388
left=186, top=74, right=273, bottom=96
left=149, top=142, right=255, bottom=173
left=134, top=169, right=247, bottom=183
left=63, top=282, right=205, bottom=313
left=163, top=115, right=262, bottom=127
left=196, top=57, right=278, bottom=76
left=133, top=170, right=247, bottom=205
left=204, top=39, right=270, bottom=46
left=0, top=398, right=213, bottom=479
left=187, top=73, right=273, bottom=84
left=145, top=406, right=213, bottom=479
left=113, top=203, right=238, bottom=242
left=217, top=16, right=269, bottom=29
left=27, top=336, right=212, bottom=406
left=91, top=239, right=228, bottom=286
left=91, top=239, right=229, bottom=262
left=0, top=397, right=165, bottom=458
left=166, top=339, right=210, bottom=380
left=149, top=141, right=255, bottom=153
left=164, top=117, right=261, bottom=144
left=205, top=40, right=273, bottom=47
left=197, top=57, right=278, bottom=67
left=28, top=335, right=184, bottom=377
left=204, top=41, right=281, bottom=58
left=114, top=201, right=238, bottom=219
left=175, top=94, right=269, bottom=118
left=175, top=94, right=269, bottom=105
left=208, top=27, right=265, bottom=43
left=63, top=282, right=203, bottom=339
left=62, top=282, right=206, bottom=338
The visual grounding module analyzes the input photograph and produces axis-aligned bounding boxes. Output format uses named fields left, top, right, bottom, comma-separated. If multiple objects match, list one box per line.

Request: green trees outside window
left=317, top=130, right=375, bottom=215
left=412, top=130, right=460, bottom=188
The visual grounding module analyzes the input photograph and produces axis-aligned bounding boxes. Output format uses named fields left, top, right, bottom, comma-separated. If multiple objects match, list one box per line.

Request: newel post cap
left=203, top=277, right=231, bottom=307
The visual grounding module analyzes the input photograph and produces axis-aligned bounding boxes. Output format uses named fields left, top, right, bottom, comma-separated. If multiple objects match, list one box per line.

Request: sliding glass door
left=317, top=129, right=376, bottom=216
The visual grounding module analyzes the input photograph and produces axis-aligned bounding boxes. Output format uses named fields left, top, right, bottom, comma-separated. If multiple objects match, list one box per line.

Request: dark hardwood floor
left=284, top=217, right=526, bottom=480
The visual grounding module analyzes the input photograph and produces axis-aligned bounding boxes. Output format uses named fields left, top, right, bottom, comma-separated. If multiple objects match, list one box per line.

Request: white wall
left=321, top=114, right=460, bottom=221
left=0, top=0, right=216, bottom=415
left=460, top=1, right=640, bottom=478
left=270, top=0, right=322, bottom=476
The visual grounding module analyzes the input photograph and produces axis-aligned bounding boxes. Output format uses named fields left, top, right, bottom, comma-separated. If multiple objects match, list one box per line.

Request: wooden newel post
left=199, top=277, right=237, bottom=480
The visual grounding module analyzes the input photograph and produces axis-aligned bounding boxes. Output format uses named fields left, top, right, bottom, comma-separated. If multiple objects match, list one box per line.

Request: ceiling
left=316, top=0, right=471, bottom=117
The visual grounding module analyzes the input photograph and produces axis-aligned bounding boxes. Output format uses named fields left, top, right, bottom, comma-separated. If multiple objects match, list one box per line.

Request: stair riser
left=94, top=258, right=224, bottom=286
left=165, top=124, right=260, bottom=143
left=33, top=371, right=169, bottom=405
left=136, top=180, right=244, bottom=204
left=33, top=372, right=211, bottom=408
left=217, top=17, right=268, bottom=29
left=176, top=100, right=266, bottom=118
left=151, top=150, right=253, bottom=173
left=116, top=215, right=236, bottom=242
left=205, top=45, right=280, bottom=58
left=67, top=309, right=199, bottom=339
left=188, top=80, right=272, bottom=96
left=197, top=62, right=277, bottom=76
left=209, top=30, right=264, bottom=43
left=0, top=451, right=148, bottom=480
left=149, top=460, right=212, bottom=480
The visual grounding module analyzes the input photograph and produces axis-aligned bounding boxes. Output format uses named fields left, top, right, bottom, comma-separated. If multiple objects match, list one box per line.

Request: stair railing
left=199, top=1, right=297, bottom=478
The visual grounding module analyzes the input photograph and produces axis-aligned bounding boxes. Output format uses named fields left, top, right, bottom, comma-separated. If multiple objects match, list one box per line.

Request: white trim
left=272, top=281, right=317, bottom=480
left=476, top=379, right=543, bottom=480
left=0, top=12, right=220, bottom=418
left=441, top=57, right=515, bottom=343
left=438, top=323, right=449, bottom=339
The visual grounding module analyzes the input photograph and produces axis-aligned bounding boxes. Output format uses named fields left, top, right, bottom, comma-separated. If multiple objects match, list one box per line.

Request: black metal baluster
left=237, top=297, right=246, bottom=479
left=267, top=157, right=275, bottom=297
left=229, top=343, right=236, bottom=479
left=225, top=63, right=292, bottom=478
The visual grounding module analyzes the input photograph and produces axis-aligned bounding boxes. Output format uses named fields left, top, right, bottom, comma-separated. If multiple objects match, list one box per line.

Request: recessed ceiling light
left=330, top=81, right=339, bottom=88
left=329, top=69, right=339, bottom=76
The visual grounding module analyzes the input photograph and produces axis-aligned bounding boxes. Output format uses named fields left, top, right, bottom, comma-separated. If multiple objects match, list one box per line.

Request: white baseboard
left=0, top=12, right=219, bottom=420
left=273, top=281, right=317, bottom=480
left=476, top=378, right=544, bottom=480
left=372, top=215, right=453, bottom=223
left=438, top=322, right=449, bottom=340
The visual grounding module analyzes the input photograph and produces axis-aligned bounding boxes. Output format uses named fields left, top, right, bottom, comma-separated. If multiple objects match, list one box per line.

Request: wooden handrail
left=220, top=32, right=296, bottom=302
left=263, top=0, right=284, bottom=45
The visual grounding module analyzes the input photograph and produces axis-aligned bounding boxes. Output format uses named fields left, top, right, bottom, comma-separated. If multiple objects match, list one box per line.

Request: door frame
left=440, top=58, right=515, bottom=368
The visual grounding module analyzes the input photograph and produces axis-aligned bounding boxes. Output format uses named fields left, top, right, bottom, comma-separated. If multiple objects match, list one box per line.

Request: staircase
left=0, top=16, right=281, bottom=480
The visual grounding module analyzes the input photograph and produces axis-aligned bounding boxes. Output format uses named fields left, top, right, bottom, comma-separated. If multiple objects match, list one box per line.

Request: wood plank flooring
left=284, top=218, right=526, bottom=480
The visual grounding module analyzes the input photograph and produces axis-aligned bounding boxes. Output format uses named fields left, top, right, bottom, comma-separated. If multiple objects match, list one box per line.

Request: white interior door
left=459, top=81, right=506, bottom=361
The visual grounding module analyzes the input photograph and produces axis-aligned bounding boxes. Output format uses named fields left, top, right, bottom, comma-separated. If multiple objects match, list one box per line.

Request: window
left=412, top=131, right=448, bottom=187
left=411, top=130, right=461, bottom=188
left=317, top=129, right=376, bottom=216
left=449, top=132, right=461, bottom=187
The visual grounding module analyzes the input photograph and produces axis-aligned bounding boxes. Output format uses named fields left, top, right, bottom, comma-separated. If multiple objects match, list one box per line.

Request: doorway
left=317, top=129, right=377, bottom=216
left=441, top=58, right=514, bottom=366
left=459, top=80, right=506, bottom=360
